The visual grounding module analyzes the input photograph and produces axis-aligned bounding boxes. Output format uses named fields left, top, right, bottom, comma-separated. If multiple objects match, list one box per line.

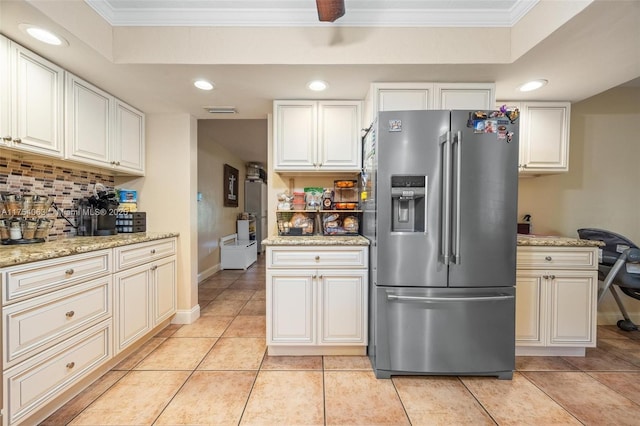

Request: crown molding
left=85, top=0, right=539, bottom=27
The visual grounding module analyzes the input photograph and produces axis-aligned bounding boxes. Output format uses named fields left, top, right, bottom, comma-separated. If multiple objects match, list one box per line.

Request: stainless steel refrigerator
left=244, top=180, right=267, bottom=253
left=362, top=109, right=519, bottom=379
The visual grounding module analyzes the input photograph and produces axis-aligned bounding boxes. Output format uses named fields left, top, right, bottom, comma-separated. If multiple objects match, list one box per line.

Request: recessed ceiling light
left=194, top=80, right=214, bottom=91
left=518, top=79, right=548, bottom=92
left=19, top=24, right=68, bottom=46
left=307, top=80, right=328, bottom=91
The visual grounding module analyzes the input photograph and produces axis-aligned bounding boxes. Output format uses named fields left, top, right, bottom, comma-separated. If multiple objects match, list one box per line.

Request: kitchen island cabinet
left=263, top=237, right=369, bottom=355
left=273, top=100, right=362, bottom=173
left=515, top=237, right=602, bottom=356
left=0, top=233, right=178, bottom=426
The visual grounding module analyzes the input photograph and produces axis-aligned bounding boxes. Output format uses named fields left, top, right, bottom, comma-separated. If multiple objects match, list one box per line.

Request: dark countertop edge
left=0, top=232, right=180, bottom=268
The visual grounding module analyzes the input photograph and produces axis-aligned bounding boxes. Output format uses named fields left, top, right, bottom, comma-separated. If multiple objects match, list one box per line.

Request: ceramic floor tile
left=562, top=347, right=640, bottom=371
left=598, top=325, right=640, bottom=340
left=462, top=372, right=581, bottom=425
left=588, top=371, right=640, bottom=405
left=198, top=337, right=266, bottom=370
left=324, top=370, right=410, bottom=425
left=239, top=299, right=266, bottom=315
left=134, top=337, right=217, bottom=370
left=216, top=289, right=256, bottom=301
left=251, top=289, right=266, bottom=301
left=200, top=277, right=236, bottom=288
left=516, top=356, right=580, bottom=371
left=155, top=371, right=256, bottom=425
left=229, top=279, right=264, bottom=290
left=198, top=287, right=224, bottom=301
left=154, top=323, right=183, bottom=338
left=524, top=371, right=640, bottom=425
left=40, top=371, right=127, bottom=426
left=171, top=315, right=235, bottom=338
left=68, top=371, right=189, bottom=425
left=393, top=376, right=494, bottom=425
left=112, top=337, right=166, bottom=370
left=201, top=298, right=247, bottom=316
left=261, top=355, right=323, bottom=370
left=240, top=371, right=324, bottom=425
left=222, top=315, right=266, bottom=337
left=324, top=355, right=372, bottom=370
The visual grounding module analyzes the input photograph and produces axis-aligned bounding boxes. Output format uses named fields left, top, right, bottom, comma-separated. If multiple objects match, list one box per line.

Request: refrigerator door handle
left=441, top=131, right=452, bottom=264
left=452, top=130, right=462, bottom=264
left=387, top=294, right=514, bottom=303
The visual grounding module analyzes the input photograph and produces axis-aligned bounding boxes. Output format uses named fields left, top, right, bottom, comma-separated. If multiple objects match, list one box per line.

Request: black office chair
left=577, top=228, right=640, bottom=331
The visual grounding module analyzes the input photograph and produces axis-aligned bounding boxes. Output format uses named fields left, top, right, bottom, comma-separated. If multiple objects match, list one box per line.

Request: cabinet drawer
left=4, top=320, right=112, bottom=426
left=3, top=249, right=112, bottom=304
left=114, top=238, right=176, bottom=271
left=268, top=246, right=368, bottom=268
left=517, top=247, right=597, bottom=270
left=3, top=276, right=112, bottom=368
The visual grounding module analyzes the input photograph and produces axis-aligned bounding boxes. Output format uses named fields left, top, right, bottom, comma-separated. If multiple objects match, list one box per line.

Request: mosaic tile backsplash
left=0, top=153, right=115, bottom=240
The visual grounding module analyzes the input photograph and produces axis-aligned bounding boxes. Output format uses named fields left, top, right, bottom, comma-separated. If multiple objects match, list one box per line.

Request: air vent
left=204, top=106, right=237, bottom=114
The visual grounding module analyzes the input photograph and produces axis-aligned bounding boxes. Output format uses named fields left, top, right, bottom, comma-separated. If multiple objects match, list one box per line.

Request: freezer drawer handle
left=386, top=294, right=514, bottom=303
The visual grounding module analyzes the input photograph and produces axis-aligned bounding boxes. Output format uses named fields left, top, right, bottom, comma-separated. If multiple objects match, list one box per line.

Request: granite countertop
left=0, top=232, right=179, bottom=268
left=517, top=234, right=605, bottom=247
left=262, top=235, right=370, bottom=246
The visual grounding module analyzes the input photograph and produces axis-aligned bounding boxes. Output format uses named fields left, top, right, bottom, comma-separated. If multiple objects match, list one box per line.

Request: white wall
left=197, top=126, right=247, bottom=281
left=518, top=87, right=640, bottom=323
left=116, top=113, right=199, bottom=324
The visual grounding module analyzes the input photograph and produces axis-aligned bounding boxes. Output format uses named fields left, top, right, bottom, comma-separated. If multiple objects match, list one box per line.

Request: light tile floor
left=43, top=255, right=640, bottom=425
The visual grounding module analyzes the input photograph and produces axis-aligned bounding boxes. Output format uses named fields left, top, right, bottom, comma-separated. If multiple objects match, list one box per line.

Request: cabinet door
left=319, top=270, right=367, bottom=345
left=317, top=101, right=361, bottom=171
left=114, top=100, right=145, bottom=175
left=520, top=102, right=570, bottom=173
left=379, top=89, right=431, bottom=111
left=0, top=35, right=11, bottom=147
left=152, top=256, right=177, bottom=325
left=114, top=264, right=151, bottom=353
left=515, top=271, right=545, bottom=346
left=267, top=270, right=315, bottom=344
left=273, top=101, right=317, bottom=171
left=13, top=43, right=64, bottom=157
left=65, top=74, right=112, bottom=166
left=435, top=83, right=495, bottom=110
left=548, top=271, right=597, bottom=346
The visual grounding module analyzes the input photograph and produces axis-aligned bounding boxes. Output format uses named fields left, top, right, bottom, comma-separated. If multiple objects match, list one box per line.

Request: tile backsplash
left=0, top=153, right=115, bottom=239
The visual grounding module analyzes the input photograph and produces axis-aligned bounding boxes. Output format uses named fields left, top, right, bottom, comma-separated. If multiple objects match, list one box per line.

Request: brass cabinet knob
left=550, top=275, right=556, bottom=280
left=315, top=255, right=320, bottom=262
left=151, top=265, right=158, bottom=271
left=65, top=268, right=74, bottom=275
left=545, top=256, right=552, bottom=261
left=151, top=249, right=156, bottom=254
left=65, top=311, right=75, bottom=318
left=13, top=138, right=21, bottom=143
left=66, top=362, right=75, bottom=369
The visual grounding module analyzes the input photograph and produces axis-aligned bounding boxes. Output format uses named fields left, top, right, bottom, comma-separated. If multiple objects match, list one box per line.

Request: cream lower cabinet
left=266, top=246, right=368, bottom=355
left=113, top=241, right=177, bottom=354
left=1, top=250, right=113, bottom=426
left=516, top=246, right=598, bottom=356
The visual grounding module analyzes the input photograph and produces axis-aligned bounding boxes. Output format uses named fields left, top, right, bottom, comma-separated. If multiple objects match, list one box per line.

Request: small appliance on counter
left=76, top=187, right=119, bottom=236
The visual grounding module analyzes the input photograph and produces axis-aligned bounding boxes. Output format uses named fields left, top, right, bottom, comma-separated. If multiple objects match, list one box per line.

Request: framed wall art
left=223, top=164, right=239, bottom=207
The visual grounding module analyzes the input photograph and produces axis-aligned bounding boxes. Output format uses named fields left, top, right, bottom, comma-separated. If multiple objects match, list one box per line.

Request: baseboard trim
left=172, top=304, right=200, bottom=324
left=198, top=264, right=220, bottom=283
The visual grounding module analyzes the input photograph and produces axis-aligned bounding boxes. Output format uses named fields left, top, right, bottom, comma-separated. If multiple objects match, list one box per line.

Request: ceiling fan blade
left=316, top=0, right=345, bottom=22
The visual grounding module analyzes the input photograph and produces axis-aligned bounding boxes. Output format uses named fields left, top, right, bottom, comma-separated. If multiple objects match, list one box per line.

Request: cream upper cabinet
left=113, top=100, right=145, bottom=175
left=1, top=37, right=64, bottom=157
left=515, top=246, right=598, bottom=356
left=366, top=82, right=495, bottom=125
left=65, top=73, right=112, bottom=165
left=273, top=100, right=361, bottom=172
left=434, top=83, right=495, bottom=110
left=498, top=101, right=571, bottom=174
left=65, top=73, right=145, bottom=176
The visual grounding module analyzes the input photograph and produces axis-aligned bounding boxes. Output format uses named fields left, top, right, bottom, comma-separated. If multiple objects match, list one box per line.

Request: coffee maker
left=76, top=192, right=118, bottom=236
